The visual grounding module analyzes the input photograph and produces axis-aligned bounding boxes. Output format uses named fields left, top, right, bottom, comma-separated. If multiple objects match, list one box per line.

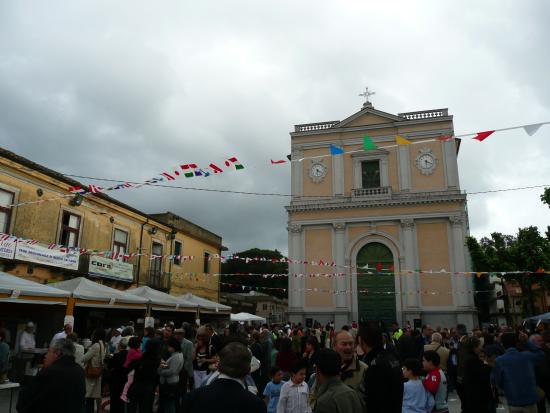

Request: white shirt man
left=50, top=324, right=73, bottom=347
left=20, top=323, right=36, bottom=352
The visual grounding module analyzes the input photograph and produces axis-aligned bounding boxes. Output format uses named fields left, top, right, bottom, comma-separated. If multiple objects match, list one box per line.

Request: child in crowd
left=277, top=361, right=311, bottom=413
left=263, top=366, right=285, bottom=413
left=120, top=336, right=142, bottom=403
left=402, top=358, right=434, bottom=413
left=422, top=350, right=449, bottom=413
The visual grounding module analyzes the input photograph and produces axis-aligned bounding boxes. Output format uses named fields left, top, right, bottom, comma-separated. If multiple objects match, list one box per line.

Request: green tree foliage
left=541, top=187, right=550, bottom=208
left=221, top=248, right=288, bottom=298
left=467, top=226, right=550, bottom=320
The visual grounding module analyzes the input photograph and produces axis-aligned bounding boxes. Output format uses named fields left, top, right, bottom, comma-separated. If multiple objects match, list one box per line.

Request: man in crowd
left=421, top=325, right=433, bottom=345
left=494, top=332, right=545, bottom=413
left=312, top=349, right=363, bottom=413
left=19, top=322, right=36, bottom=352
left=16, top=338, right=85, bottom=413
left=109, top=327, right=123, bottom=353
left=424, top=332, right=450, bottom=373
left=358, top=321, right=403, bottom=413
left=183, top=342, right=266, bottom=413
left=422, top=350, right=449, bottom=413
left=175, top=327, right=194, bottom=392
left=396, top=327, right=423, bottom=364
left=49, top=323, right=72, bottom=347
left=391, top=321, right=403, bottom=344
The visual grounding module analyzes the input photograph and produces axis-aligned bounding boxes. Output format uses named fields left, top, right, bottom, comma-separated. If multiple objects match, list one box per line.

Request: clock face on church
left=415, top=148, right=437, bottom=175
left=309, top=160, right=327, bottom=183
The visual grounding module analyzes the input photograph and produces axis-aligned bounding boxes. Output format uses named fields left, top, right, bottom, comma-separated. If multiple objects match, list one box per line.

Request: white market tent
left=0, top=271, right=70, bottom=305
left=126, top=286, right=197, bottom=312
left=178, top=292, right=231, bottom=313
left=230, top=312, right=266, bottom=323
left=51, top=277, right=148, bottom=309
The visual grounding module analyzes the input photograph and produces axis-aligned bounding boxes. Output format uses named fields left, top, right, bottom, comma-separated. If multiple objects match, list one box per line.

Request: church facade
left=286, top=101, right=476, bottom=330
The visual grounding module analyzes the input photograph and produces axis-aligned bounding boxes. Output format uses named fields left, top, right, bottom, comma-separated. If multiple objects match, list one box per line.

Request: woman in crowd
left=303, top=336, right=319, bottom=382
left=107, top=338, right=128, bottom=413
left=275, top=337, right=298, bottom=380
left=82, top=328, right=106, bottom=413
left=126, top=339, right=161, bottom=413
left=249, top=331, right=265, bottom=393
left=158, top=336, right=184, bottom=413
left=461, top=336, right=493, bottom=413
left=193, top=327, right=216, bottom=388
left=141, top=327, right=155, bottom=352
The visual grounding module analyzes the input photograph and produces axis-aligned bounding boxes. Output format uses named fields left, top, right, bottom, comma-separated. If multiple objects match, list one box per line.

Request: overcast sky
left=1, top=1, right=549, bottom=255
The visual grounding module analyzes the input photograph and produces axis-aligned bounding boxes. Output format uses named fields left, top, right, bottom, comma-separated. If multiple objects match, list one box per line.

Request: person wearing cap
left=20, top=321, right=36, bottom=353
left=109, top=327, right=123, bottom=353
left=50, top=324, right=73, bottom=347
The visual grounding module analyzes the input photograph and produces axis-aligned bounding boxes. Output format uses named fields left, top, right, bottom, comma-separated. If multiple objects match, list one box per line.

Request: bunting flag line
left=329, top=144, right=345, bottom=155
left=395, top=135, right=411, bottom=145
left=473, top=130, right=496, bottom=142
left=362, top=135, right=378, bottom=151
left=270, top=159, right=288, bottom=164
left=523, top=123, right=544, bottom=136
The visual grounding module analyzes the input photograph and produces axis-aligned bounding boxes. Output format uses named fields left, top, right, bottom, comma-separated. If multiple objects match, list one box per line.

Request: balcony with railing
left=147, top=269, right=171, bottom=292
left=294, top=121, right=340, bottom=132
left=398, top=109, right=448, bottom=120
left=352, top=186, right=392, bottom=198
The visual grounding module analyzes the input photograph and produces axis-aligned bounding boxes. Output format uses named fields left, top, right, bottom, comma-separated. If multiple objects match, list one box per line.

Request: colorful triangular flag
left=270, top=159, right=287, bottom=164
left=523, top=123, right=543, bottom=136
left=329, top=144, right=345, bottom=155
left=473, top=130, right=495, bottom=142
left=363, top=135, right=378, bottom=151
left=395, top=135, right=411, bottom=145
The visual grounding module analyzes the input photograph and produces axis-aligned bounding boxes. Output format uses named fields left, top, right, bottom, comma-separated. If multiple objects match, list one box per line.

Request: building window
left=174, top=241, right=183, bottom=265
left=203, top=252, right=211, bottom=274
left=361, top=160, right=381, bottom=188
left=0, top=189, right=14, bottom=233
left=263, top=304, right=268, bottom=311
left=113, top=229, right=128, bottom=256
left=60, top=211, right=81, bottom=248
left=150, top=242, right=163, bottom=273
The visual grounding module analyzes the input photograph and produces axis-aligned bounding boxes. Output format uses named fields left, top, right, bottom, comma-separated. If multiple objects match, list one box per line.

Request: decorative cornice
left=286, top=190, right=466, bottom=213
left=449, top=215, right=464, bottom=226
left=333, top=222, right=346, bottom=231
left=288, top=223, right=303, bottom=233
left=400, top=218, right=415, bottom=229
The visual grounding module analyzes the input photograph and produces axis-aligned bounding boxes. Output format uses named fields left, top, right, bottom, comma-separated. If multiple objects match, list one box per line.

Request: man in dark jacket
left=313, top=349, right=362, bottom=413
left=358, top=321, right=403, bottom=413
left=16, top=338, right=85, bottom=413
left=183, top=342, right=266, bottom=413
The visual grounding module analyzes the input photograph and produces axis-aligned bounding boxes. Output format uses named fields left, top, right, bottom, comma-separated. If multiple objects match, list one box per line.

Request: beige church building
left=286, top=99, right=476, bottom=330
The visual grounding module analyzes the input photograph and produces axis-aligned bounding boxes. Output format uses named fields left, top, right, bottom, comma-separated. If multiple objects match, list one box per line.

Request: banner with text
left=88, top=256, right=134, bottom=282
left=15, top=243, right=80, bottom=270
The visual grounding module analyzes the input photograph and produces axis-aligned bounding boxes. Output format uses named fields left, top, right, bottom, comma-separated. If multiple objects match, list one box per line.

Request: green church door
left=356, top=242, right=396, bottom=328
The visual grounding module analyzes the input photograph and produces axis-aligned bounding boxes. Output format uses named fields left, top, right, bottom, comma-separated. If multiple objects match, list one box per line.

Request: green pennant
left=363, top=135, right=378, bottom=151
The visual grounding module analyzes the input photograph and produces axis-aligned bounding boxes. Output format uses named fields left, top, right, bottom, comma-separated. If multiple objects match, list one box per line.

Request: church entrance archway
left=356, top=242, right=396, bottom=328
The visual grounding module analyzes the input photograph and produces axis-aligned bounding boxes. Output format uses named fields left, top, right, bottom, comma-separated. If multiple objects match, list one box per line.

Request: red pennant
left=473, top=130, right=495, bottom=142
left=376, top=263, right=383, bottom=272
left=271, top=159, right=287, bottom=164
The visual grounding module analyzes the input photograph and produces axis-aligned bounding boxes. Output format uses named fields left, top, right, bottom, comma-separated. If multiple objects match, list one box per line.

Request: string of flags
left=3, top=231, right=547, bottom=277
left=270, top=120, right=549, bottom=164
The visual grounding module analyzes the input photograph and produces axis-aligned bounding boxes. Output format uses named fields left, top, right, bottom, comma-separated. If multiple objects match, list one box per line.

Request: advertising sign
left=15, top=243, right=80, bottom=270
left=0, top=234, right=16, bottom=260
left=88, top=255, right=134, bottom=282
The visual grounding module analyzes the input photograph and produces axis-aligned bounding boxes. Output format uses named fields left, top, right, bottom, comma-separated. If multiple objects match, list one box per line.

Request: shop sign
left=89, top=255, right=134, bottom=282
left=0, top=236, right=16, bottom=260
left=15, top=243, right=80, bottom=270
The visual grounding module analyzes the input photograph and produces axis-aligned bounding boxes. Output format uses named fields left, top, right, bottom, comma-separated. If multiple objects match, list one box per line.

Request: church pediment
left=335, top=106, right=402, bottom=129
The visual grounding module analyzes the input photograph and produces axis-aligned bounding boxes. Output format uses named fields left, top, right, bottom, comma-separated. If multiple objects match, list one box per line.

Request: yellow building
left=0, top=147, right=222, bottom=301
left=286, top=99, right=476, bottom=329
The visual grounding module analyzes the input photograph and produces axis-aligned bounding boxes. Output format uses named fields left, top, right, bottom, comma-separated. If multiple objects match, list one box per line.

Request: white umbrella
left=230, top=312, right=266, bottom=323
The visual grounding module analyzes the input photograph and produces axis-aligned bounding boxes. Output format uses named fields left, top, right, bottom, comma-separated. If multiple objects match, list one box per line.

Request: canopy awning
left=0, top=271, right=70, bottom=304
left=230, top=312, right=266, bottom=323
left=178, top=293, right=231, bottom=313
left=526, top=312, right=550, bottom=323
left=126, top=286, right=197, bottom=312
left=51, top=277, right=148, bottom=308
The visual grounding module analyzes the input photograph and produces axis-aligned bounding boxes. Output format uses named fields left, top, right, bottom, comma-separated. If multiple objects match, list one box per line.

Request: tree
left=467, top=226, right=550, bottom=322
left=541, top=187, right=550, bottom=208
left=221, top=248, right=288, bottom=298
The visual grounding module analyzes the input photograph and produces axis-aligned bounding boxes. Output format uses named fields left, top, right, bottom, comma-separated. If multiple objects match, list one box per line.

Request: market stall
left=177, top=292, right=231, bottom=324
left=230, top=312, right=266, bottom=323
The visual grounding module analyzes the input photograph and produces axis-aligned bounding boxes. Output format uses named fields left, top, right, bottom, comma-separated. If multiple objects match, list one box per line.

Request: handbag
left=85, top=342, right=104, bottom=378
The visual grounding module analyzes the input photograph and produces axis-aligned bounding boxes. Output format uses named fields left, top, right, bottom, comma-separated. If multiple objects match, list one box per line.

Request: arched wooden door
left=356, top=242, right=396, bottom=327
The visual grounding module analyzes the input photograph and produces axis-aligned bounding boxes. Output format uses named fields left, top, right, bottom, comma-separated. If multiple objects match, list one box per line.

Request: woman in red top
left=275, top=338, right=298, bottom=380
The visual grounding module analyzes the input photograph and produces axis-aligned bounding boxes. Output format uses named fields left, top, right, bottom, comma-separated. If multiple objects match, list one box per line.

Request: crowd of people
left=4, top=318, right=550, bottom=413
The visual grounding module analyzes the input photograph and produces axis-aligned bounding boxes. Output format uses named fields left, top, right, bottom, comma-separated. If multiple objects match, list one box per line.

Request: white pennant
left=523, top=123, right=543, bottom=136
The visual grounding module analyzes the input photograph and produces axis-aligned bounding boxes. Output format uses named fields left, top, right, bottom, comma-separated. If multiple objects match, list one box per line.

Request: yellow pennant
left=396, top=135, right=411, bottom=145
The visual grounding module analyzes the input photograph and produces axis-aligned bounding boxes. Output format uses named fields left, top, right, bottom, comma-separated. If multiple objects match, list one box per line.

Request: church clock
left=415, top=148, right=437, bottom=175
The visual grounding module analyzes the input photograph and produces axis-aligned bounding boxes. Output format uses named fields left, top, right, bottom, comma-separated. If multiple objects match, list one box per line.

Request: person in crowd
left=141, top=326, right=155, bottom=352
left=107, top=338, right=129, bottom=413
left=174, top=327, right=194, bottom=394
left=422, top=350, right=449, bottom=413
left=277, top=360, right=311, bottom=413
left=206, top=324, right=223, bottom=355
left=263, top=366, right=285, bottom=413
left=67, top=332, right=85, bottom=367
left=120, top=336, right=143, bottom=403
left=276, top=337, right=299, bottom=380
left=0, top=329, right=10, bottom=382
left=19, top=321, right=36, bottom=352
left=158, top=336, right=184, bottom=413
left=396, top=327, right=423, bottom=364
left=303, top=336, right=319, bottom=382
left=82, top=327, right=106, bottom=413
left=126, top=339, right=161, bottom=413
left=402, top=358, right=434, bottom=413
left=260, top=329, right=274, bottom=391
left=424, top=332, right=450, bottom=373
left=16, top=338, right=85, bottom=413
left=290, top=327, right=302, bottom=358
left=421, top=325, right=433, bottom=345
left=454, top=323, right=469, bottom=405
left=183, top=341, right=267, bottom=413
left=193, top=327, right=217, bottom=388
left=494, top=332, right=545, bottom=413
left=160, top=325, right=174, bottom=359
left=460, top=336, right=493, bottom=413
left=109, top=327, right=123, bottom=353
left=529, top=332, right=550, bottom=413
left=391, top=321, right=403, bottom=344
left=312, top=349, right=362, bottom=413
left=251, top=330, right=266, bottom=391
left=358, top=321, right=403, bottom=413
left=0, top=321, right=11, bottom=347
left=50, top=323, right=72, bottom=347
